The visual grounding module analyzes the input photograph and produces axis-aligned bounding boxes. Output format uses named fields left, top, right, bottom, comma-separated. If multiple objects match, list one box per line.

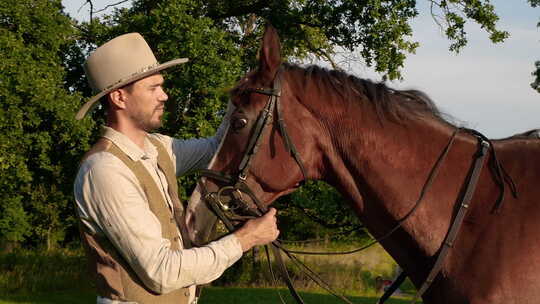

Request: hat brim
left=75, top=58, right=188, bottom=120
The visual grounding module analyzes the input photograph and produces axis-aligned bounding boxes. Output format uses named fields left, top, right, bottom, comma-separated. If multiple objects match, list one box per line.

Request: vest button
left=184, top=290, right=190, bottom=297
left=170, top=217, right=175, bottom=223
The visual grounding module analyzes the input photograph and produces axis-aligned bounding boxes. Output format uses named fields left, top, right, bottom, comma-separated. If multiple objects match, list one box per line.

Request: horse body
left=186, top=26, right=540, bottom=303
left=293, top=67, right=540, bottom=302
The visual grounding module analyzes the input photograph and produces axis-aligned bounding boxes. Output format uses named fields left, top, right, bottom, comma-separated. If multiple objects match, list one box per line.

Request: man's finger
left=265, top=207, right=276, bottom=217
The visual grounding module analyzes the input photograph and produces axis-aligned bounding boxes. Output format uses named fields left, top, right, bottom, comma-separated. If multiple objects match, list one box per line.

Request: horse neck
left=296, top=83, right=476, bottom=278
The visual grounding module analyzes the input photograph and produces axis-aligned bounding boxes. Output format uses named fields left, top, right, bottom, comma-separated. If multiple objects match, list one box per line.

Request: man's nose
left=159, top=87, right=168, bottom=102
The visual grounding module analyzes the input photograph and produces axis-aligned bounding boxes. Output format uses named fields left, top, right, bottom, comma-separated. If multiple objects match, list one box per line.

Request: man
left=73, top=33, right=279, bottom=304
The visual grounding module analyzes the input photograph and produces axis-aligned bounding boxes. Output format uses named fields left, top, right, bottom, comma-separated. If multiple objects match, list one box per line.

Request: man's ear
left=109, top=89, right=128, bottom=109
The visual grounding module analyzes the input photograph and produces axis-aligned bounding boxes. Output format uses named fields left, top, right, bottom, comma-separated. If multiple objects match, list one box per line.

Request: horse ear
left=259, top=24, right=281, bottom=82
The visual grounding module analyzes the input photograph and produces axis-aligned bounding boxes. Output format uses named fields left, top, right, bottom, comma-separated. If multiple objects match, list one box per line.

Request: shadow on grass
left=0, top=287, right=416, bottom=304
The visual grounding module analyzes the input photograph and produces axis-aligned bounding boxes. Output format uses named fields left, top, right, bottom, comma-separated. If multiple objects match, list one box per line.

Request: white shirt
left=74, top=126, right=242, bottom=304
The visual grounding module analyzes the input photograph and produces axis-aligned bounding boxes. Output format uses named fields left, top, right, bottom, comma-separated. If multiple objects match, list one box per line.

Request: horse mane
left=283, top=63, right=450, bottom=125
left=502, top=128, right=540, bottom=140
left=230, top=62, right=452, bottom=125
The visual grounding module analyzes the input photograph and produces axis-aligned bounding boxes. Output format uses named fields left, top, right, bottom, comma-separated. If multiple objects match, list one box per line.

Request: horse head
left=186, top=25, right=319, bottom=245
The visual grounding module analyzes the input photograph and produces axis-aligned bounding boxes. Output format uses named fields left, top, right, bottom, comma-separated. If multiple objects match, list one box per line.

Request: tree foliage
left=77, top=0, right=510, bottom=81
left=0, top=0, right=94, bottom=248
left=529, top=0, right=540, bottom=7
left=532, top=61, right=540, bottom=94
left=200, top=0, right=508, bottom=79
left=275, top=181, right=366, bottom=241
left=529, top=0, right=540, bottom=93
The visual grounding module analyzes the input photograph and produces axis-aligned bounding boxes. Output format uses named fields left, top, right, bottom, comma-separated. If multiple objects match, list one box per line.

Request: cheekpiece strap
left=245, top=87, right=281, bottom=97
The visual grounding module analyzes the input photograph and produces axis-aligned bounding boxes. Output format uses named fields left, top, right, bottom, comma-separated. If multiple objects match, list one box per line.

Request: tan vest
left=79, top=136, right=190, bottom=304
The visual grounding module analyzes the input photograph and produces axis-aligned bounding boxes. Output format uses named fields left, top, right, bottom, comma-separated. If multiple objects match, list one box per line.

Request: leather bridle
left=199, top=67, right=320, bottom=304
left=199, top=67, right=307, bottom=227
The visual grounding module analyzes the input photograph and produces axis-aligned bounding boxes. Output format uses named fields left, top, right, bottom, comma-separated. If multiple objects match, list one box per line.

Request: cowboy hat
left=76, top=33, right=188, bottom=120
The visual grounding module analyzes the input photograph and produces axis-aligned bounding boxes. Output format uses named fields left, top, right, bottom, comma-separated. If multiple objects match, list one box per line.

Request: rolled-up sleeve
left=74, top=152, right=242, bottom=294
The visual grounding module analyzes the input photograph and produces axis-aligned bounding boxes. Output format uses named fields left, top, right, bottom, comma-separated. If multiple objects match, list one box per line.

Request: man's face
left=123, top=73, right=168, bottom=131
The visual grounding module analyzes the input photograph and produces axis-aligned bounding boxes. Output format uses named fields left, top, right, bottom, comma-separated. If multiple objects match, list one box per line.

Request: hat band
left=101, top=62, right=161, bottom=92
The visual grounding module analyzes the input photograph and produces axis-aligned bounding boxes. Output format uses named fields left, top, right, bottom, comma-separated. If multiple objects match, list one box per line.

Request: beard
left=131, top=106, right=163, bottom=132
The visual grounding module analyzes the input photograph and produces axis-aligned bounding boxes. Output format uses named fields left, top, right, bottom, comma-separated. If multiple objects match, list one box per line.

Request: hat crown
left=84, top=33, right=159, bottom=93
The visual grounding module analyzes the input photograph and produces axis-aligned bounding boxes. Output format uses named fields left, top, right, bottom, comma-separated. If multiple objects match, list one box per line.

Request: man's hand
left=233, top=208, right=280, bottom=252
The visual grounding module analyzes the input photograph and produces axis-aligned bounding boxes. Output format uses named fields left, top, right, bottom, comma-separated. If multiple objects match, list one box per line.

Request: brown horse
left=186, top=26, right=540, bottom=304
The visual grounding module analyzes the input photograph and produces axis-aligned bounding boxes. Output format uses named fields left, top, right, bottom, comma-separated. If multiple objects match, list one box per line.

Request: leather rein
left=197, top=67, right=497, bottom=303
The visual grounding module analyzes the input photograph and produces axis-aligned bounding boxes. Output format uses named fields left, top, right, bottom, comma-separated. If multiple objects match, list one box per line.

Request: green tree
left=201, top=0, right=507, bottom=79
left=275, top=181, right=366, bottom=241
left=532, top=61, right=540, bottom=93
left=78, top=0, right=509, bottom=80
left=529, top=0, right=540, bottom=93
left=0, top=0, right=94, bottom=249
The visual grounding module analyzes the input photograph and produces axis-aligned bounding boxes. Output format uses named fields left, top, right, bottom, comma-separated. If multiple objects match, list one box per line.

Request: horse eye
left=232, top=118, right=248, bottom=131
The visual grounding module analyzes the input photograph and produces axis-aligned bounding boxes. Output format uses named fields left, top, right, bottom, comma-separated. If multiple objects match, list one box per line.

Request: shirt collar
left=101, top=126, right=158, bottom=161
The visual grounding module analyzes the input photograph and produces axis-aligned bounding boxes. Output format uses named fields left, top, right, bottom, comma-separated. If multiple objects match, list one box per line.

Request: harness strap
left=464, top=130, right=517, bottom=212
left=204, top=186, right=306, bottom=304
left=238, top=95, right=276, bottom=179
left=200, top=127, right=465, bottom=304
left=238, top=67, right=308, bottom=184
left=198, top=169, right=234, bottom=184
left=264, top=245, right=296, bottom=304
left=377, top=271, right=408, bottom=304
left=206, top=195, right=235, bottom=230
left=277, top=129, right=460, bottom=257
left=271, top=243, right=306, bottom=304
left=411, top=135, right=490, bottom=303
left=276, top=95, right=308, bottom=181
left=276, top=242, right=355, bottom=303
left=245, top=87, right=281, bottom=97
left=376, top=133, right=490, bottom=304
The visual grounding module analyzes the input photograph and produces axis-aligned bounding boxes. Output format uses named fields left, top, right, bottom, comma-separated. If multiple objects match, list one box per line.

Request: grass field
left=1, top=243, right=420, bottom=303
left=0, top=287, right=415, bottom=304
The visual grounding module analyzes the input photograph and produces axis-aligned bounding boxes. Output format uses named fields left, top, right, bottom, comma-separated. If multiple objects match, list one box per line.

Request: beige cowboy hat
left=76, top=32, right=188, bottom=120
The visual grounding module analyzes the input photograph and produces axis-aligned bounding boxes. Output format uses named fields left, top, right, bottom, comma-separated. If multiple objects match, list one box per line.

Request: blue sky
left=63, top=0, right=540, bottom=138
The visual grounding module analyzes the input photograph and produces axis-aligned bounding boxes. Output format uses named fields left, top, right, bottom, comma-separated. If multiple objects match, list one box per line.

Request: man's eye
left=232, top=118, right=248, bottom=131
